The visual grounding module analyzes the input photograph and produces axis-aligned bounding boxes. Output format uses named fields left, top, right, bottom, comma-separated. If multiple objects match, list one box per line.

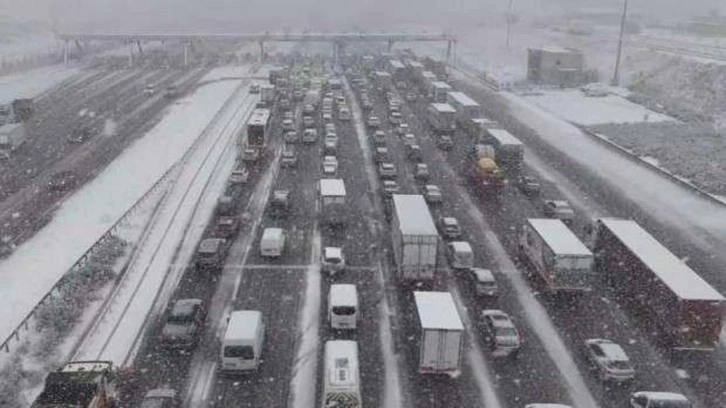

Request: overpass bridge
left=58, top=31, right=457, bottom=65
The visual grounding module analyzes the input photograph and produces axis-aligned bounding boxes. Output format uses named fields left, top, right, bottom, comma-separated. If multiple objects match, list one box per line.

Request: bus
left=322, top=340, right=361, bottom=408
left=246, top=108, right=272, bottom=148
left=243, top=108, right=272, bottom=162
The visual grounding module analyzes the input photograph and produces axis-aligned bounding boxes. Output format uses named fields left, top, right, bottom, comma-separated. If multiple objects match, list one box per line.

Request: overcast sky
left=0, top=0, right=722, bottom=31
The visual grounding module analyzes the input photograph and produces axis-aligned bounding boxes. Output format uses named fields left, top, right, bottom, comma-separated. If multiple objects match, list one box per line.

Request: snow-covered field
left=520, top=89, right=674, bottom=126
left=0, top=64, right=80, bottom=104
left=0, top=66, right=252, bottom=345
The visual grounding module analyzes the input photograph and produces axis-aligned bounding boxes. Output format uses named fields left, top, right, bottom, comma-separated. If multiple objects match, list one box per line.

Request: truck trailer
left=391, top=194, right=439, bottom=283
left=429, top=81, right=452, bottom=103
left=447, top=91, right=481, bottom=129
left=0, top=122, right=27, bottom=159
left=414, top=291, right=464, bottom=375
left=260, top=84, right=275, bottom=104
left=481, top=128, right=524, bottom=177
left=426, top=103, right=456, bottom=136
left=519, top=218, right=593, bottom=291
left=593, top=218, right=725, bottom=350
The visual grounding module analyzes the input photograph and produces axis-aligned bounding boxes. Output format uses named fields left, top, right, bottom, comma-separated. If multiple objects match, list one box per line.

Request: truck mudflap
left=324, top=392, right=360, bottom=408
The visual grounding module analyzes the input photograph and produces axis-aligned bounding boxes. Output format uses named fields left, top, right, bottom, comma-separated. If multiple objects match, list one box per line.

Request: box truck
left=414, top=291, right=464, bottom=375
left=519, top=218, right=593, bottom=291
left=593, top=218, right=725, bottom=350
left=391, top=194, right=439, bottom=283
left=447, top=91, right=481, bottom=129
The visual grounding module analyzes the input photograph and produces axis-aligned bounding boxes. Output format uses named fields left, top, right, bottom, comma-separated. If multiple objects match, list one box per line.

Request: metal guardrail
left=0, top=165, right=174, bottom=353
left=0, top=70, right=255, bottom=355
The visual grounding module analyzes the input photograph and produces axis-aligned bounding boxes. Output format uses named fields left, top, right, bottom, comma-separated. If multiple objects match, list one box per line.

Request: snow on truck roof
left=431, top=81, right=452, bottom=89
left=527, top=219, right=592, bottom=256
left=392, top=194, right=437, bottom=236
left=389, top=60, right=406, bottom=69
left=487, top=128, right=523, bottom=146
left=598, top=218, right=724, bottom=301
left=319, top=178, right=346, bottom=196
left=247, top=108, right=271, bottom=126
left=414, top=291, right=464, bottom=331
left=430, top=103, right=456, bottom=113
left=447, top=91, right=479, bottom=107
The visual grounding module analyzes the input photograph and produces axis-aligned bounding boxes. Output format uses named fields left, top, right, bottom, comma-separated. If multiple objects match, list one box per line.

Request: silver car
left=584, top=338, right=635, bottom=382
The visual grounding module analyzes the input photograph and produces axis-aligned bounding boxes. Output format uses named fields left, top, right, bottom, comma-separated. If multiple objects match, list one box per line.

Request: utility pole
left=506, top=0, right=515, bottom=48
left=612, top=0, right=629, bottom=86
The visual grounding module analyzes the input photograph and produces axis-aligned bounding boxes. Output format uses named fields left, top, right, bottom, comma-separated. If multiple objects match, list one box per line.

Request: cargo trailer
left=414, top=291, right=464, bottom=375
left=391, top=194, right=439, bottom=282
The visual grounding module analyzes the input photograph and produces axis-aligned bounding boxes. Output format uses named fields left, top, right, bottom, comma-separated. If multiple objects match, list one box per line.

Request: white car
left=397, top=123, right=410, bottom=135
left=414, top=163, right=430, bottom=182
left=378, top=162, right=397, bottom=179
left=438, top=216, right=461, bottom=239
left=422, top=185, right=442, bottom=203
left=402, top=133, right=417, bottom=146
left=543, top=200, right=575, bottom=223
left=584, top=338, right=635, bottom=382
left=367, top=116, right=381, bottom=128
left=630, top=392, right=691, bottom=408
left=322, top=156, right=339, bottom=176
left=322, top=247, right=345, bottom=274
left=480, top=309, right=521, bottom=357
left=381, top=180, right=400, bottom=197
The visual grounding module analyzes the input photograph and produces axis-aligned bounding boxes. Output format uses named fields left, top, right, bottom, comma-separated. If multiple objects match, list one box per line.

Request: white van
left=329, top=284, right=358, bottom=330
left=221, top=310, right=264, bottom=372
left=447, top=241, right=474, bottom=270
left=322, top=341, right=362, bottom=408
left=260, top=228, right=285, bottom=257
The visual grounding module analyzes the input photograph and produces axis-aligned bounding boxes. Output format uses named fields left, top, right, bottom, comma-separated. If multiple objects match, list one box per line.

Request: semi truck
left=260, top=84, right=275, bottom=104
left=429, top=81, right=452, bottom=103
left=519, top=218, right=593, bottom=291
left=391, top=194, right=439, bottom=283
left=32, top=361, right=119, bottom=407
left=303, top=90, right=321, bottom=109
left=0, top=122, right=27, bottom=159
left=426, top=103, right=456, bottom=136
left=593, top=218, right=725, bottom=350
left=388, top=59, right=407, bottom=81
left=480, top=128, right=524, bottom=177
left=414, top=291, right=464, bottom=375
left=318, top=178, right=347, bottom=227
left=447, top=91, right=481, bottom=129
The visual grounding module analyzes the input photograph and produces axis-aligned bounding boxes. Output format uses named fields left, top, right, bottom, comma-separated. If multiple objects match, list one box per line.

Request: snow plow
left=468, top=145, right=506, bottom=196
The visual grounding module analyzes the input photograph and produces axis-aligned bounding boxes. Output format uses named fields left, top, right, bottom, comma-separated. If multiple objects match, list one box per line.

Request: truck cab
left=32, top=361, right=119, bottom=408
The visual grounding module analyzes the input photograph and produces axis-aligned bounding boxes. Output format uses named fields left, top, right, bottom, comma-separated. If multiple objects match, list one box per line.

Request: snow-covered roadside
left=500, top=91, right=726, bottom=244
left=0, top=66, right=254, bottom=347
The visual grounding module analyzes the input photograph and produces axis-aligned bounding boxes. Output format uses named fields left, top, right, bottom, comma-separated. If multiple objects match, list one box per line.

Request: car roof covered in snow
left=527, top=219, right=592, bottom=256
left=449, top=241, right=473, bottom=253
left=431, top=81, right=452, bottom=89
left=225, top=310, right=262, bottom=341
left=598, top=218, right=724, bottom=301
left=414, top=291, right=464, bottom=331
left=330, top=284, right=358, bottom=307
left=392, top=194, right=437, bottom=236
left=319, top=178, right=346, bottom=196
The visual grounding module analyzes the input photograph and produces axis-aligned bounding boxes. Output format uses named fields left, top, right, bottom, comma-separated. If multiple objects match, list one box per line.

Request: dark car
left=67, top=126, right=94, bottom=144
left=517, top=175, right=541, bottom=196
left=48, top=171, right=78, bottom=191
left=160, top=299, right=206, bottom=350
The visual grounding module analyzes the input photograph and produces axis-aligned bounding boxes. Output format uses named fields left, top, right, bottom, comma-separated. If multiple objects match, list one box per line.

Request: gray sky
left=0, top=0, right=722, bottom=31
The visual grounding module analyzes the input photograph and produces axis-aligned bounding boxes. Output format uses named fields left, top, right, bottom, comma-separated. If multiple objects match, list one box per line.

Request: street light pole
left=612, top=0, right=629, bottom=86
left=505, top=0, right=516, bottom=48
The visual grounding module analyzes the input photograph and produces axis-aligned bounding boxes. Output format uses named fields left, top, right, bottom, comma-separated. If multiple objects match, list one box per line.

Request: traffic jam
left=31, top=51, right=724, bottom=408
